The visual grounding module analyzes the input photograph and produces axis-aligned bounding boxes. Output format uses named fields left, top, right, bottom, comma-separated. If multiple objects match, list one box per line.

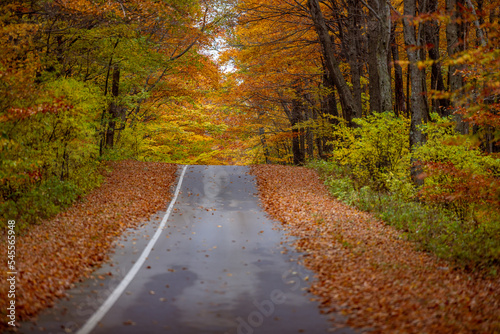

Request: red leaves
left=4, top=98, right=73, bottom=121
left=251, top=164, right=500, bottom=333
left=0, top=161, right=177, bottom=329
left=419, top=161, right=500, bottom=211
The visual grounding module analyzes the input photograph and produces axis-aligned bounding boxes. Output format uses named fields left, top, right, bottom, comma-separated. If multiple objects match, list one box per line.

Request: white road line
left=76, top=164, right=189, bottom=334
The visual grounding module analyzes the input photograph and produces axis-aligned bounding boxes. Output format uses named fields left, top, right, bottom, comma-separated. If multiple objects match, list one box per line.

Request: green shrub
left=0, top=177, right=82, bottom=230
left=329, top=112, right=410, bottom=191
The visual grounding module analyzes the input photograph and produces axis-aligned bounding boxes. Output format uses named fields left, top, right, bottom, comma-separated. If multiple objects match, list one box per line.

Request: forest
left=1, top=0, right=499, bottom=273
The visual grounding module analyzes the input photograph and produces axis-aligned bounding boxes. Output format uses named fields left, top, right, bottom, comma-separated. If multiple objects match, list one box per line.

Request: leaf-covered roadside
left=251, top=165, right=500, bottom=334
left=0, top=161, right=178, bottom=330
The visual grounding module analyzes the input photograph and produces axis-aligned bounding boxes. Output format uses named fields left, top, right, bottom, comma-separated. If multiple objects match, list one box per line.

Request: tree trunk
left=304, top=107, right=315, bottom=159
left=403, top=0, right=429, bottom=184
left=446, top=0, right=468, bottom=133
left=321, top=70, right=339, bottom=154
left=366, top=0, right=392, bottom=114
left=291, top=97, right=305, bottom=165
left=259, top=127, right=270, bottom=164
left=299, top=117, right=306, bottom=161
left=313, top=109, right=325, bottom=159
left=105, top=64, right=120, bottom=149
left=367, top=16, right=381, bottom=114
left=323, top=71, right=340, bottom=121
left=418, top=1, right=430, bottom=120
left=347, top=0, right=364, bottom=118
left=391, top=23, right=406, bottom=116
left=376, top=0, right=392, bottom=113
left=403, top=0, right=428, bottom=148
left=308, top=0, right=359, bottom=126
left=425, top=0, right=450, bottom=116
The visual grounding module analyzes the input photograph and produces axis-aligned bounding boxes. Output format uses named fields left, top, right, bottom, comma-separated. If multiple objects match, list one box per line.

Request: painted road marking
left=76, top=165, right=189, bottom=334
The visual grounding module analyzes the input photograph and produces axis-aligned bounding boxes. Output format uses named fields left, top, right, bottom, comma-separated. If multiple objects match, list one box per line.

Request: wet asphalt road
left=20, top=165, right=357, bottom=334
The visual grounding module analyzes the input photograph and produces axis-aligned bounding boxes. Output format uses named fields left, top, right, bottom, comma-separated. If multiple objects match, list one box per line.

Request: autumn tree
left=224, top=0, right=326, bottom=164
left=307, top=0, right=359, bottom=124
left=0, top=0, right=236, bottom=225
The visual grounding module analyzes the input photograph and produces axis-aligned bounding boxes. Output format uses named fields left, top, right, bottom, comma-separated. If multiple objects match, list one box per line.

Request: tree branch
left=464, top=0, right=488, bottom=47
left=359, top=0, right=383, bottom=22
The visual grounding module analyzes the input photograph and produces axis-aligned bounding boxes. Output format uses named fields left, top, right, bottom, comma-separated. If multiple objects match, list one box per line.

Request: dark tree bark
left=291, top=96, right=305, bottom=165
left=367, top=15, right=381, bottom=114
left=322, top=70, right=340, bottom=121
left=446, top=0, right=468, bottom=133
left=321, top=69, right=339, bottom=155
left=403, top=0, right=428, bottom=148
left=403, top=0, right=431, bottom=184
left=346, top=0, right=364, bottom=118
left=376, top=1, right=392, bottom=114
left=105, top=64, right=120, bottom=149
left=307, top=0, right=359, bottom=126
left=418, top=1, right=431, bottom=122
left=313, top=109, right=325, bottom=159
left=304, top=107, right=315, bottom=159
left=424, top=0, right=450, bottom=116
left=299, top=114, right=306, bottom=160
left=259, top=127, right=270, bottom=164
left=407, top=65, right=411, bottom=114
left=366, top=0, right=392, bottom=114
left=390, top=22, right=406, bottom=116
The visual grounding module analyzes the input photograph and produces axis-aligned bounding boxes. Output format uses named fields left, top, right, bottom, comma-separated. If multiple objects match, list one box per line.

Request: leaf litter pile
left=0, top=161, right=177, bottom=329
left=251, top=165, right=499, bottom=334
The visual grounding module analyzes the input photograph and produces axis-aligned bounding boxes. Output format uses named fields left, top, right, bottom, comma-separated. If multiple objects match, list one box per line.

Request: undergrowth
left=309, top=159, right=500, bottom=276
left=0, top=165, right=105, bottom=232
left=307, top=112, right=500, bottom=276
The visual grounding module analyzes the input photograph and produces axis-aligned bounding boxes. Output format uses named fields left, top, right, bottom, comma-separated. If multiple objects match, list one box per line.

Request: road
left=21, top=165, right=357, bottom=334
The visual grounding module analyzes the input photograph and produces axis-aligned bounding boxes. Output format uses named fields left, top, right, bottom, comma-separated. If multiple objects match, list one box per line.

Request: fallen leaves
left=251, top=164, right=500, bottom=334
left=0, top=161, right=177, bottom=329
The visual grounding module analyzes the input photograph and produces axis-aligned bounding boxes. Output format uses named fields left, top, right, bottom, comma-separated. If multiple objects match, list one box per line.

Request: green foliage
left=100, top=101, right=238, bottom=165
left=330, top=112, right=410, bottom=191
left=0, top=78, right=104, bottom=229
left=0, top=178, right=82, bottom=230
left=307, top=160, right=357, bottom=204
